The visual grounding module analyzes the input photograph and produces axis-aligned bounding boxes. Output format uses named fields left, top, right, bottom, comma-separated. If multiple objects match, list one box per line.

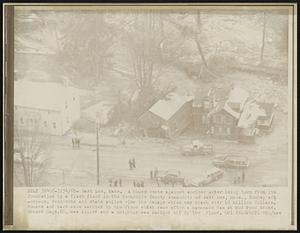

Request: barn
left=138, top=93, right=193, bottom=138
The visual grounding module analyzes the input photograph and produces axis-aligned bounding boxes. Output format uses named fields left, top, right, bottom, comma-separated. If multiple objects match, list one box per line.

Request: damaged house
left=193, top=85, right=248, bottom=139
left=192, top=85, right=274, bottom=142
left=138, top=92, right=193, bottom=138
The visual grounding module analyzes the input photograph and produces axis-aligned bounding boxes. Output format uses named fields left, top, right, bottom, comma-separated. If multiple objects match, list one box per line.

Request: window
left=219, top=127, right=223, bottom=133
left=204, top=101, right=210, bottom=109
left=20, top=117, right=23, bottom=124
left=227, top=127, right=231, bottom=135
left=53, top=122, right=56, bottom=129
left=202, top=115, right=206, bottom=124
left=44, top=121, right=47, bottom=127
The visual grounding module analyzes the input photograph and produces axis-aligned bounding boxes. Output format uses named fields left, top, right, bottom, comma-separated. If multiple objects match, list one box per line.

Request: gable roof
left=208, top=101, right=240, bottom=119
left=149, top=92, right=193, bottom=121
left=14, top=80, right=68, bottom=111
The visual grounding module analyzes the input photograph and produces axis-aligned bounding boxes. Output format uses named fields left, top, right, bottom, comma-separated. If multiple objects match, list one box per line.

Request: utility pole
left=96, top=114, right=100, bottom=185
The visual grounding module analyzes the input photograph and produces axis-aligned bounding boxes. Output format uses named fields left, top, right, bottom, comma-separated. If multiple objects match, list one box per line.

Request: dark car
left=157, top=169, right=184, bottom=186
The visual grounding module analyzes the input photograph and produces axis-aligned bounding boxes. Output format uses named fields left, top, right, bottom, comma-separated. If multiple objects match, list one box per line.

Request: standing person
left=133, top=180, right=136, bottom=187
left=109, top=179, right=112, bottom=187
left=132, top=158, right=136, bottom=169
left=150, top=170, right=153, bottom=180
left=154, top=168, right=158, bottom=178
left=114, top=180, right=118, bottom=187
left=78, top=138, right=80, bottom=148
left=72, top=138, right=75, bottom=148
left=119, top=178, right=122, bottom=187
left=242, top=170, right=245, bottom=183
left=237, top=175, right=241, bottom=183
left=129, top=159, right=132, bottom=170
left=141, top=181, right=144, bottom=187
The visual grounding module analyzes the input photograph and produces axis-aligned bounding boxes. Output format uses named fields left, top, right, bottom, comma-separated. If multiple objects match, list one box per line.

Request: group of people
left=128, top=158, right=136, bottom=170
left=109, top=178, right=122, bottom=187
left=150, top=168, right=159, bottom=180
left=72, top=137, right=81, bottom=148
left=233, top=170, right=246, bottom=184
left=133, top=180, right=144, bottom=187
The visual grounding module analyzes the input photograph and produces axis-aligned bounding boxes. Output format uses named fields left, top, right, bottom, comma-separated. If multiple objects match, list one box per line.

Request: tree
left=14, top=113, right=51, bottom=186
left=55, top=12, right=115, bottom=87
left=260, top=11, right=267, bottom=64
left=125, top=12, right=162, bottom=111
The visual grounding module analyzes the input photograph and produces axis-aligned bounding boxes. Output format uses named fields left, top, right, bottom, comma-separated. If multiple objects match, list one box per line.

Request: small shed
left=138, top=92, right=193, bottom=138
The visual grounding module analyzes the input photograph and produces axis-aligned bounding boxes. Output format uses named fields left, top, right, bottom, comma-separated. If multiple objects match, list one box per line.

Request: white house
left=14, top=80, right=80, bottom=135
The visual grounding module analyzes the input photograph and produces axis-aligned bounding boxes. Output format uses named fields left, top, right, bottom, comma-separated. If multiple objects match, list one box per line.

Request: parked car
left=212, top=155, right=250, bottom=168
left=156, top=169, right=184, bottom=186
left=181, top=140, right=214, bottom=156
left=201, top=167, right=224, bottom=185
left=184, top=168, right=224, bottom=187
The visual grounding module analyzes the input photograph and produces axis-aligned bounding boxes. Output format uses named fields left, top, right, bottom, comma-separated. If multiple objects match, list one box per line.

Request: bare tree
left=14, top=113, right=51, bottom=186
left=260, top=11, right=267, bottom=64
left=55, top=12, right=115, bottom=86
left=126, top=12, right=162, bottom=108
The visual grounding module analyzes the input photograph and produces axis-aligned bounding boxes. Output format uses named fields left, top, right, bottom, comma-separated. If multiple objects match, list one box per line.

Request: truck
left=156, top=169, right=185, bottom=186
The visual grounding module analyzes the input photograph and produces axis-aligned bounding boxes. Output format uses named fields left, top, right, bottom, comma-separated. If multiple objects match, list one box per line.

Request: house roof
left=149, top=92, right=193, bottom=121
left=208, top=101, right=240, bottom=119
left=14, top=80, right=69, bottom=111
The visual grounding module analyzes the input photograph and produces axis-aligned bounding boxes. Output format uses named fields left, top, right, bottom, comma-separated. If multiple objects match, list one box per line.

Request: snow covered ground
left=14, top=108, right=287, bottom=187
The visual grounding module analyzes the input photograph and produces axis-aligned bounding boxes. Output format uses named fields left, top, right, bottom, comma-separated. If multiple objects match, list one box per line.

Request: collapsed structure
left=138, top=85, right=275, bottom=142
left=193, top=85, right=275, bottom=142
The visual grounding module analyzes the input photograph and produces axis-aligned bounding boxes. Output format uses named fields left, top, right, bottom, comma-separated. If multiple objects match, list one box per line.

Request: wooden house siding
left=167, top=101, right=192, bottom=137
left=208, top=110, right=239, bottom=139
left=138, top=100, right=192, bottom=138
